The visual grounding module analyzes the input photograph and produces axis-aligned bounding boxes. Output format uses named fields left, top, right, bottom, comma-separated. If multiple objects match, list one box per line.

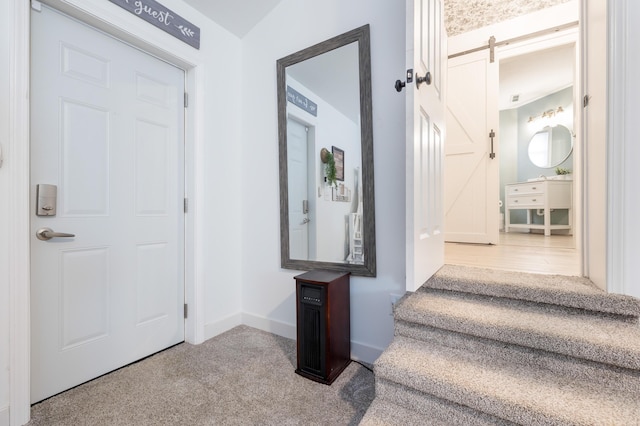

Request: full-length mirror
left=277, top=25, right=376, bottom=276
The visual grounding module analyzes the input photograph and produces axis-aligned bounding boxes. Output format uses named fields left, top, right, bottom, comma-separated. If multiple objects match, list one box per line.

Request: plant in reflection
left=321, top=148, right=338, bottom=187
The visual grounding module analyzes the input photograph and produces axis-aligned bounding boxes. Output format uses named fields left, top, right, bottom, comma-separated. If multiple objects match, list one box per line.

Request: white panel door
left=287, top=118, right=310, bottom=259
left=30, top=6, right=185, bottom=403
left=444, top=49, right=499, bottom=244
left=406, top=0, right=446, bottom=292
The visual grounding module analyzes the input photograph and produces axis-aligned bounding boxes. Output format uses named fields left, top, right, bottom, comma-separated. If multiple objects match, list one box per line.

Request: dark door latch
left=395, top=69, right=414, bottom=92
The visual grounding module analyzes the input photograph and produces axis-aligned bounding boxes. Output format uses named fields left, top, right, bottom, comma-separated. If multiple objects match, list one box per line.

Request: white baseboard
left=351, top=340, right=384, bottom=365
left=241, top=313, right=296, bottom=340
left=240, top=313, right=385, bottom=365
left=0, top=406, right=9, bottom=426
left=203, top=313, right=243, bottom=341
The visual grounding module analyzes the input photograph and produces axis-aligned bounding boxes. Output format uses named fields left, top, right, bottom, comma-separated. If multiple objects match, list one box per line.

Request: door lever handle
left=36, top=227, right=76, bottom=241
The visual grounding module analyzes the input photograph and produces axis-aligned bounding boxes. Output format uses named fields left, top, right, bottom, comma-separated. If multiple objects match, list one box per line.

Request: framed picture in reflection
left=332, top=146, right=344, bottom=181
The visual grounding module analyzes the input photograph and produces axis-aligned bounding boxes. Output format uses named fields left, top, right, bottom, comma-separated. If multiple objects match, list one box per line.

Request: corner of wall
left=203, top=313, right=244, bottom=341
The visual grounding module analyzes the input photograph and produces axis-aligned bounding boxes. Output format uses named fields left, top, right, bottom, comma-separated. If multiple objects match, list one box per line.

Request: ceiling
left=181, top=1, right=575, bottom=112
left=181, top=0, right=283, bottom=38
left=499, top=44, right=575, bottom=110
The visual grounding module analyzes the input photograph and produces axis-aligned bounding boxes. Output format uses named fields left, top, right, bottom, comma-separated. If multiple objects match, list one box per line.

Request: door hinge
left=184, top=198, right=188, bottom=213
left=184, top=303, right=188, bottom=319
left=184, top=92, right=189, bottom=108
left=583, top=95, right=590, bottom=108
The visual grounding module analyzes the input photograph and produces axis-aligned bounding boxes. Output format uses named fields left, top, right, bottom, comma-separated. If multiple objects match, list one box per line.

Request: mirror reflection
left=277, top=25, right=376, bottom=277
left=527, top=124, right=573, bottom=168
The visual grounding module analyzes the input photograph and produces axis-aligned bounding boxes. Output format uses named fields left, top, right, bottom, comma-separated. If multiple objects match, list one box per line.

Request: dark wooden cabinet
left=294, top=270, right=350, bottom=385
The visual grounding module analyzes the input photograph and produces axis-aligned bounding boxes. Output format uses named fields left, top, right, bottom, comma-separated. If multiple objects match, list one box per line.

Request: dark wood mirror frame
left=277, top=24, right=376, bottom=277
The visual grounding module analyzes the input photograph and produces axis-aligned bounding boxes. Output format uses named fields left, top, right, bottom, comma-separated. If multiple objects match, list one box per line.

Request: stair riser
left=375, top=378, right=516, bottom=426
left=395, top=292, right=640, bottom=371
left=395, top=320, right=640, bottom=395
left=375, top=365, right=572, bottom=426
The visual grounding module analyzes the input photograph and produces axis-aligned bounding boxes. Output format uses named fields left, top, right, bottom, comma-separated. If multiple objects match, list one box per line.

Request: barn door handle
left=36, top=227, right=75, bottom=241
left=489, top=129, right=496, bottom=159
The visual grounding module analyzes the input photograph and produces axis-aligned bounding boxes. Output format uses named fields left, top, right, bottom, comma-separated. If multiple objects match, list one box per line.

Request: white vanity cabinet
left=504, top=180, right=572, bottom=236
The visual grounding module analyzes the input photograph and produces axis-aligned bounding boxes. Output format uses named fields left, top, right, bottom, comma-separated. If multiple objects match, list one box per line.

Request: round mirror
left=527, top=125, right=573, bottom=168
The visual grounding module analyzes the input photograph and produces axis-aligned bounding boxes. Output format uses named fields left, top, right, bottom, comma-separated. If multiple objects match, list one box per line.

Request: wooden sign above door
left=109, top=0, right=200, bottom=49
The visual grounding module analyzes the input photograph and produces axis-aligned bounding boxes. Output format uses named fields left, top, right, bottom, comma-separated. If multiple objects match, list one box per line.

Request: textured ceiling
left=444, top=0, right=573, bottom=36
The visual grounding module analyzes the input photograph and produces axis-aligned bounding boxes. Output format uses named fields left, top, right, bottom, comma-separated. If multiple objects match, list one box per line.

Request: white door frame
left=9, top=0, right=206, bottom=423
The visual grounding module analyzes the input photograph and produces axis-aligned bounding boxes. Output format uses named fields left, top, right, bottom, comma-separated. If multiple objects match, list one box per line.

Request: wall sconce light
left=528, top=106, right=565, bottom=126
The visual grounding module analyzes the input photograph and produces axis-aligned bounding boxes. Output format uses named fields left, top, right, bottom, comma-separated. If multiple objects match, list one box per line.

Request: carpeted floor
left=28, top=325, right=375, bottom=425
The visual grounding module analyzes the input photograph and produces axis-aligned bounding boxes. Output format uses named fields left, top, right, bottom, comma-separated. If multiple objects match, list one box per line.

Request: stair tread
left=373, top=378, right=516, bottom=425
left=397, top=289, right=640, bottom=370
left=426, top=265, right=640, bottom=317
left=375, top=335, right=640, bottom=425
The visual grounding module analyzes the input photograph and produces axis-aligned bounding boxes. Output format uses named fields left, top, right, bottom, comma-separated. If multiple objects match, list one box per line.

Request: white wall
left=623, top=0, right=640, bottom=298
left=240, top=0, right=407, bottom=362
left=623, top=0, right=640, bottom=297
left=0, top=0, right=10, bottom=421
left=609, top=0, right=640, bottom=298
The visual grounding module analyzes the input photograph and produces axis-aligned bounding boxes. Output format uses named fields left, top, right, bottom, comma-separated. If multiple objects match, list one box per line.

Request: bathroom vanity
left=504, top=180, right=572, bottom=236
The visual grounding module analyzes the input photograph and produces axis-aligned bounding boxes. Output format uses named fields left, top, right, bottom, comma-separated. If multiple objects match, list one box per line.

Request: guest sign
left=109, top=0, right=200, bottom=49
left=286, top=86, right=318, bottom=117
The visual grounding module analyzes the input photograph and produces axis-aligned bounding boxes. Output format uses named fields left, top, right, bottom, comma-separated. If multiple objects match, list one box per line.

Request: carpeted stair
left=360, top=265, right=640, bottom=425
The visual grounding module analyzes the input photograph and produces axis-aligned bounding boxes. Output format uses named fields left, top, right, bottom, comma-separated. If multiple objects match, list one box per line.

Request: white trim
left=579, top=0, right=590, bottom=281
left=203, top=313, right=243, bottom=341
left=240, top=314, right=384, bottom=364
left=10, top=0, right=207, bottom=421
left=351, top=340, right=384, bottom=365
left=607, top=0, right=627, bottom=295
left=9, top=0, right=31, bottom=423
left=241, top=313, right=297, bottom=340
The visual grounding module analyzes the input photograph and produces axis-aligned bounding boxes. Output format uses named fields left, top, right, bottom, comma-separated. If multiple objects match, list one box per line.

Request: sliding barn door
left=445, top=48, right=499, bottom=244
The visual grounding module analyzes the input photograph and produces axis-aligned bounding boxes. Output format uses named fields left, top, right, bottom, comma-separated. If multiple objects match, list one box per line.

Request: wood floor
left=445, top=232, right=581, bottom=276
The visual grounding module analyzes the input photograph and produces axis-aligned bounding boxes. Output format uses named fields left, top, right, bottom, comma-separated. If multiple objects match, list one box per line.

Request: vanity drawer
left=507, top=195, right=544, bottom=207
left=506, top=183, right=543, bottom=195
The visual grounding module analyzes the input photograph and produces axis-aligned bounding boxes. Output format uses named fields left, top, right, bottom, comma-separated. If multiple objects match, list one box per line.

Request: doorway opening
left=444, top=4, right=581, bottom=277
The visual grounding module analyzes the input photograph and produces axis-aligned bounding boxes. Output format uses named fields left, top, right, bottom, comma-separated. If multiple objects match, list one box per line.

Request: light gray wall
left=240, top=0, right=406, bottom=361
left=516, top=87, right=574, bottom=182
